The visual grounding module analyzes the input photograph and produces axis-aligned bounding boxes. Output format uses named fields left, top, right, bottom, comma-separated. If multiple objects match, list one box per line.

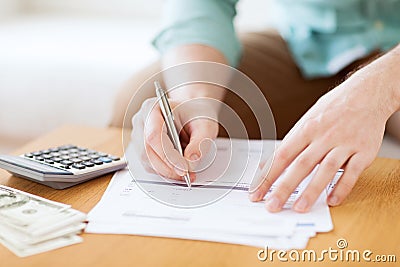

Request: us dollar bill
left=0, top=185, right=70, bottom=226
left=0, top=222, right=86, bottom=246
left=0, top=185, right=87, bottom=257
left=2, top=208, right=87, bottom=237
left=0, top=234, right=82, bottom=258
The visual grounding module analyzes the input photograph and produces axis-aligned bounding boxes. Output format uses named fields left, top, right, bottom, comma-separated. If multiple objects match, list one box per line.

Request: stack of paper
left=0, top=185, right=86, bottom=257
left=87, top=139, right=341, bottom=249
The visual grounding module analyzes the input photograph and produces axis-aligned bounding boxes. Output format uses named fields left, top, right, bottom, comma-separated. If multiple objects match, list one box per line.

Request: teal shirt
left=153, top=0, right=400, bottom=78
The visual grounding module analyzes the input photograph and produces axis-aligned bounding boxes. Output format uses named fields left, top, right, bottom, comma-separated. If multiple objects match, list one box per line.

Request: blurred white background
left=0, top=0, right=272, bottom=153
left=0, top=0, right=399, bottom=158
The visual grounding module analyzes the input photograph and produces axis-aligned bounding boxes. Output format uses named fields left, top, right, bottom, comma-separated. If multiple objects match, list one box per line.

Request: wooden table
left=1, top=125, right=399, bottom=266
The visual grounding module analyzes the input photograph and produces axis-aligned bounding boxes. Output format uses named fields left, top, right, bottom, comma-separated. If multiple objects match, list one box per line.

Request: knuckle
left=296, top=155, right=311, bottom=168
left=347, top=163, right=362, bottom=175
left=348, top=158, right=369, bottom=175
left=259, top=176, right=273, bottom=190
left=302, top=119, right=318, bottom=137
left=324, top=157, right=339, bottom=170
left=145, top=130, right=159, bottom=145
left=322, top=131, right=335, bottom=144
left=339, top=179, right=357, bottom=194
left=275, top=149, right=289, bottom=163
left=304, top=183, right=322, bottom=198
left=276, top=181, right=294, bottom=197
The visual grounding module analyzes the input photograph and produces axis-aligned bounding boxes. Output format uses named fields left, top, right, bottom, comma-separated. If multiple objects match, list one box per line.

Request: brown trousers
left=110, top=30, right=399, bottom=140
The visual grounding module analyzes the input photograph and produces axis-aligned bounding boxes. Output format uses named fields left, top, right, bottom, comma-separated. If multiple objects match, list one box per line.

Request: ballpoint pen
left=154, top=81, right=191, bottom=188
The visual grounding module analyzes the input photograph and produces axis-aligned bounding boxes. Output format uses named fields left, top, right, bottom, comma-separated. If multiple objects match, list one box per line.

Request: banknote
left=0, top=222, right=86, bottom=246
left=0, top=185, right=86, bottom=257
left=0, top=234, right=82, bottom=258
left=2, top=208, right=87, bottom=237
left=0, top=185, right=70, bottom=226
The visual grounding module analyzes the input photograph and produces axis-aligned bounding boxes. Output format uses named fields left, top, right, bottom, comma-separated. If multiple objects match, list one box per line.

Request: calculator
left=0, top=145, right=127, bottom=189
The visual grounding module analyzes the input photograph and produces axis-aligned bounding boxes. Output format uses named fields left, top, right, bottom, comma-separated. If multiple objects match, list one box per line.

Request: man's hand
left=131, top=96, right=219, bottom=181
left=249, top=46, right=400, bottom=213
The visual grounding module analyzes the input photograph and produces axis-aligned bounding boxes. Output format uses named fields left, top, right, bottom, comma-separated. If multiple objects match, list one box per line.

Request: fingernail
left=249, top=191, right=261, bottom=202
left=328, top=195, right=339, bottom=206
left=190, top=153, right=199, bottom=161
left=266, top=196, right=281, bottom=212
left=294, top=198, right=308, bottom=212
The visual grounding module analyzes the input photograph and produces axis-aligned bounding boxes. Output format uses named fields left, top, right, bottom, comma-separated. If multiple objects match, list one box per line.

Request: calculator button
left=59, top=145, right=77, bottom=150
left=60, top=160, right=73, bottom=165
left=91, top=159, right=103, bottom=165
left=45, top=159, right=54, bottom=164
left=24, top=153, right=34, bottom=158
left=60, top=150, right=70, bottom=155
left=99, top=157, right=112, bottom=163
left=50, top=152, right=61, bottom=157
left=72, top=163, right=85, bottom=170
left=71, top=158, right=82, bottom=163
left=79, top=151, right=89, bottom=156
left=109, top=156, right=120, bottom=161
left=89, top=154, right=100, bottom=159
left=35, top=156, right=44, bottom=161
left=52, top=157, right=63, bottom=163
left=42, top=154, right=53, bottom=159
left=69, top=153, right=79, bottom=158
left=40, top=149, right=51, bottom=154
left=61, top=155, right=70, bottom=160
left=69, top=148, right=79, bottom=153
left=49, top=147, right=60, bottom=152
left=79, top=156, right=91, bottom=161
left=98, top=152, right=108, bottom=157
left=0, top=155, right=73, bottom=175
left=32, top=151, right=42, bottom=156
left=60, top=165, right=71, bottom=169
left=83, top=161, right=95, bottom=167
left=78, top=147, right=87, bottom=151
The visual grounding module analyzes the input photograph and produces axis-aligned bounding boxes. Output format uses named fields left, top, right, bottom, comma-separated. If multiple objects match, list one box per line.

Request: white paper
left=87, top=139, right=338, bottom=249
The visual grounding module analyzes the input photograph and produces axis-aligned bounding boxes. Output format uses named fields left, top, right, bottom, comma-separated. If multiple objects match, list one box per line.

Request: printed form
left=87, top=139, right=341, bottom=249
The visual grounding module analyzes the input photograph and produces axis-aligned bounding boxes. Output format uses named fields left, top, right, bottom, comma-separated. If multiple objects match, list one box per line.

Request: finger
left=142, top=144, right=181, bottom=180
left=180, top=128, right=190, bottom=149
left=264, top=144, right=329, bottom=212
left=293, top=148, right=352, bottom=213
left=144, top=105, right=188, bottom=176
left=183, top=120, right=218, bottom=171
left=327, top=153, right=367, bottom=206
left=131, top=112, right=145, bottom=152
left=249, top=126, right=313, bottom=201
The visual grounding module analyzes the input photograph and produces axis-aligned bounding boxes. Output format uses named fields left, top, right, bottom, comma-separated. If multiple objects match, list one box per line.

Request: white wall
left=0, top=0, right=273, bottom=152
left=19, top=0, right=165, bottom=18
left=0, top=0, right=22, bottom=18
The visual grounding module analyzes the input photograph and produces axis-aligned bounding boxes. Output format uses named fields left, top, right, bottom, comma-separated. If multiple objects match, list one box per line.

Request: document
left=87, top=139, right=341, bottom=249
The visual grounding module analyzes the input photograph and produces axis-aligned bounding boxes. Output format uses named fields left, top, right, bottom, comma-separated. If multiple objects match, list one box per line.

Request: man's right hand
left=131, top=96, right=220, bottom=181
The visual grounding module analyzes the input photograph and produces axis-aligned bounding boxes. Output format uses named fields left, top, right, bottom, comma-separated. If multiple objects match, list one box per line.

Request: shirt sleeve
left=152, top=0, right=242, bottom=67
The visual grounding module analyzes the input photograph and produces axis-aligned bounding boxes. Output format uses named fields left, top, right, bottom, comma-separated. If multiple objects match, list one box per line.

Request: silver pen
left=154, top=81, right=191, bottom=188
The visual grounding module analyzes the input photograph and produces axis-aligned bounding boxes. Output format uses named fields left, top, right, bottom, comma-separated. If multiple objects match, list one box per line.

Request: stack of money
left=0, top=185, right=86, bottom=257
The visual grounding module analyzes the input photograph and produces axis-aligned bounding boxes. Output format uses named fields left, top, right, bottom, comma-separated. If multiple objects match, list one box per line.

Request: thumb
left=184, top=126, right=217, bottom=173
